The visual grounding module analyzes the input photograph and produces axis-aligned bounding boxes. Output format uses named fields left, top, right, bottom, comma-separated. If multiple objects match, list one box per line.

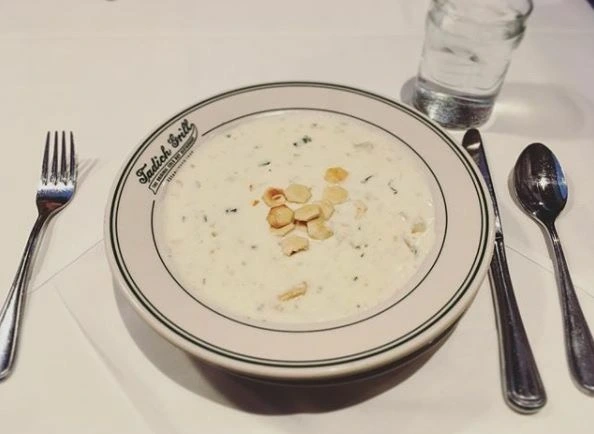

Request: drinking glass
left=412, top=0, right=533, bottom=129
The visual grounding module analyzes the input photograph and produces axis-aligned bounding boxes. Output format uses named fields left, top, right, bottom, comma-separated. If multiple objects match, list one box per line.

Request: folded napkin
left=447, top=125, right=594, bottom=299
left=0, top=281, right=151, bottom=434
left=51, top=243, right=594, bottom=433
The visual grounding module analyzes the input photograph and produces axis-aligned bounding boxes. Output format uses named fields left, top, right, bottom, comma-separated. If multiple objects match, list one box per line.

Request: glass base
left=412, top=82, right=496, bottom=130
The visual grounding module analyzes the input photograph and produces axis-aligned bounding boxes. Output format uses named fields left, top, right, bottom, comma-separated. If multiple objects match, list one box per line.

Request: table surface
left=1, top=0, right=594, bottom=432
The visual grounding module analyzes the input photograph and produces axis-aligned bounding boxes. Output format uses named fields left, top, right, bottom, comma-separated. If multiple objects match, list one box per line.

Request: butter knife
left=463, top=129, right=546, bottom=413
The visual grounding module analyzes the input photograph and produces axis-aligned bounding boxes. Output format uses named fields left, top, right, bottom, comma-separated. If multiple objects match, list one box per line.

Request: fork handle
left=0, top=214, right=48, bottom=380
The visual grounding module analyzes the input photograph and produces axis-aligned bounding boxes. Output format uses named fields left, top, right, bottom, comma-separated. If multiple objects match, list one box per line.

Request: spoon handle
left=547, top=223, right=594, bottom=394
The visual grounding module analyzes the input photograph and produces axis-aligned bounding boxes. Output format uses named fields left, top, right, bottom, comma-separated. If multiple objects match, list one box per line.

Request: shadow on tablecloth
left=113, top=278, right=455, bottom=415
left=400, top=78, right=593, bottom=141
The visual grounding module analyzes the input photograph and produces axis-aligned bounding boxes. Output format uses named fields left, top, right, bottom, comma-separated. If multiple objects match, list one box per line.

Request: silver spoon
left=513, top=142, right=594, bottom=395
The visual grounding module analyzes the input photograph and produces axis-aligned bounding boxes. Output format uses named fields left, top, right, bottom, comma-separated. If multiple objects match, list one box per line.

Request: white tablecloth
left=1, top=0, right=593, bottom=432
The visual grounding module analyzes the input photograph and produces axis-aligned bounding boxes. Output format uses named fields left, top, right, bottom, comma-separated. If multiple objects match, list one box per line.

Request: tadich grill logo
left=135, top=119, right=198, bottom=194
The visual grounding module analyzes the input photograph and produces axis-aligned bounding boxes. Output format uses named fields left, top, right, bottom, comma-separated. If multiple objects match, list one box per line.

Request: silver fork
left=0, top=132, right=77, bottom=380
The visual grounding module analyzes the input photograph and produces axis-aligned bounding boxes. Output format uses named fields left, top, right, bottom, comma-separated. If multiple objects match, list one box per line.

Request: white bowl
left=105, top=82, right=494, bottom=382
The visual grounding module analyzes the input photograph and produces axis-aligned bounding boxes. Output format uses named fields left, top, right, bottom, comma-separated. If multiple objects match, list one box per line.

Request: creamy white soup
left=155, top=110, right=435, bottom=324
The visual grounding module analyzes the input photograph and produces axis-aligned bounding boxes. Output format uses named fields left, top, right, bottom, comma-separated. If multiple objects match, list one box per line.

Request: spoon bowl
left=513, top=143, right=594, bottom=395
left=513, top=143, right=568, bottom=224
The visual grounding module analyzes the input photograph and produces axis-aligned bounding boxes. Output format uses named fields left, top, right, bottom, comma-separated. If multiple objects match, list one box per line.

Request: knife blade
left=462, top=128, right=546, bottom=413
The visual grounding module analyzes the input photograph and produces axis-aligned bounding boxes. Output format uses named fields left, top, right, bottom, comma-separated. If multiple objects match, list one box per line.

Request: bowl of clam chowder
left=106, top=82, right=494, bottom=382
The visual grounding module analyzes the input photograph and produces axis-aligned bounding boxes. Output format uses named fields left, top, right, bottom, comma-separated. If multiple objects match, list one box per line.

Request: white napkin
left=50, top=243, right=594, bottom=433
left=0, top=158, right=127, bottom=302
left=448, top=87, right=594, bottom=298
left=0, top=282, right=151, bottom=434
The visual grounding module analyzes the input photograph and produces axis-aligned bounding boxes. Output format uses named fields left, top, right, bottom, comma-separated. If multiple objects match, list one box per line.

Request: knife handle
left=489, top=241, right=547, bottom=413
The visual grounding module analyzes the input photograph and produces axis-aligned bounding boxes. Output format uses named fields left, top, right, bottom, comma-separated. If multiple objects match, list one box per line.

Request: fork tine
left=69, top=132, right=77, bottom=184
left=50, top=131, right=58, bottom=184
left=60, top=131, right=67, bottom=183
left=41, top=132, right=50, bottom=183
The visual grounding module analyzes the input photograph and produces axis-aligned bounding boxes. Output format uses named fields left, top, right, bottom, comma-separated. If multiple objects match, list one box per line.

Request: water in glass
left=413, top=0, right=532, bottom=129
